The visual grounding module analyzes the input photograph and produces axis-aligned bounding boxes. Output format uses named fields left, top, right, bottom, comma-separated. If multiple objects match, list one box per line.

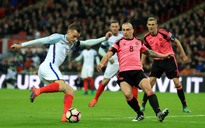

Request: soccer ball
left=66, top=108, right=81, bottom=123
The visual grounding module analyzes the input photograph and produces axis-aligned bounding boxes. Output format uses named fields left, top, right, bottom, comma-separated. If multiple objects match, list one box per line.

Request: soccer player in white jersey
left=89, top=20, right=139, bottom=107
left=73, top=46, right=100, bottom=95
left=11, top=23, right=112, bottom=122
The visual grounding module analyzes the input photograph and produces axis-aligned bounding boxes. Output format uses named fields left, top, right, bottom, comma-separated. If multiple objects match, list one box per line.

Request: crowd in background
left=0, top=0, right=205, bottom=77
left=0, top=0, right=203, bottom=38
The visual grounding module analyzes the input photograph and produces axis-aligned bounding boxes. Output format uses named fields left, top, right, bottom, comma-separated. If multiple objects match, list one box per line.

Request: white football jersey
left=21, top=33, right=106, bottom=84
left=45, top=34, right=76, bottom=67
left=100, top=31, right=123, bottom=60
left=99, top=31, right=123, bottom=79
left=75, top=48, right=99, bottom=78
left=81, top=49, right=99, bottom=68
left=38, top=34, right=78, bottom=83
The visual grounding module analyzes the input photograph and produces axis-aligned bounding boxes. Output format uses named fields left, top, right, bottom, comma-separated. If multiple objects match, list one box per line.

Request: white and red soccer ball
left=66, top=108, right=81, bottom=123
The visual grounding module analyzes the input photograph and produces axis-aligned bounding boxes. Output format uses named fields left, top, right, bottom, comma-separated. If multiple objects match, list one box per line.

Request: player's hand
left=11, top=44, right=22, bottom=51
left=96, top=63, right=104, bottom=72
left=109, top=59, right=115, bottom=64
left=164, top=53, right=174, bottom=58
left=182, top=55, right=189, bottom=63
left=105, top=31, right=112, bottom=40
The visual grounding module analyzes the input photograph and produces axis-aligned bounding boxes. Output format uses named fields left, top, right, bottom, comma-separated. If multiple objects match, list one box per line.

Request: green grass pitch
left=0, top=89, right=205, bottom=128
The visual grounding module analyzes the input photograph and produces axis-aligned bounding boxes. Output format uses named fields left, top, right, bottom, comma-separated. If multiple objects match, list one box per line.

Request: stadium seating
left=0, top=0, right=204, bottom=74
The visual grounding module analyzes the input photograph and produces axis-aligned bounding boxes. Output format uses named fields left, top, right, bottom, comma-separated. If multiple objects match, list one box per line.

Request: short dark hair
left=109, top=20, right=119, bottom=26
left=68, top=23, right=82, bottom=33
left=147, top=17, right=158, bottom=24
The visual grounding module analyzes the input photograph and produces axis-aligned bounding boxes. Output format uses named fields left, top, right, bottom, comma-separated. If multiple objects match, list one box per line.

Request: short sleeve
left=168, top=32, right=175, bottom=42
left=140, top=43, right=148, bottom=53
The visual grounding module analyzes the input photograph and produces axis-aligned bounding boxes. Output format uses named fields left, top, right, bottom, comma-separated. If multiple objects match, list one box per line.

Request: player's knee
left=101, top=78, right=110, bottom=86
left=124, top=90, right=133, bottom=100
left=173, top=79, right=181, bottom=87
left=150, top=80, right=156, bottom=87
left=125, top=93, right=133, bottom=101
left=140, top=83, right=153, bottom=94
left=149, top=77, right=157, bottom=86
left=175, top=83, right=181, bottom=88
left=65, top=84, right=74, bottom=95
left=58, top=82, right=74, bottom=95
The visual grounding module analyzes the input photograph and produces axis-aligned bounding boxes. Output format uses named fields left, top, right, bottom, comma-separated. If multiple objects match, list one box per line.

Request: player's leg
left=132, top=86, right=140, bottom=106
left=30, top=81, right=58, bottom=102
left=141, top=77, right=157, bottom=111
left=83, top=78, right=89, bottom=95
left=166, top=57, right=191, bottom=113
left=56, top=80, right=74, bottom=122
left=89, top=62, right=118, bottom=107
left=31, top=79, right=74, bottom=122
left=81, top=67, right=89, bottom=95
left=87, top=67, right=95, bottom=95
left=30, top=63, right=74, bottom=122
left=89, top=77, right=110, bottom=107
left=88, top=77, right=95, bottom=95
left=141, top=59, right=163, bottom=111
left=120, top=81, right=144, bottom=121
left=30, top=64, right=62, bottom=102
left=173, top=78, right=191, bottom=113
left=122, top=85, right=144, bottom=122
left=139, top=78, right=169, bottom=122
left=30, top=80, right=59, bottom=102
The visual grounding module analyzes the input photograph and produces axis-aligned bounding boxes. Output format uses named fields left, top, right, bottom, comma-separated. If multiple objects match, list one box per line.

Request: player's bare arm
left=174, top=38, right=189, bottom=63
left=143, top=50, right=173, bottom=58
left=141, top=54, right=147, bottom=67
left=97, top=51, right=113, bottom=72
left=98, top=43, right=114, bottom=64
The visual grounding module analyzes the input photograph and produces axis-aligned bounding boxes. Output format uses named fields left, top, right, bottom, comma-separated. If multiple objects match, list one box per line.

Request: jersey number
left=130, top=46, right=134, bottom=52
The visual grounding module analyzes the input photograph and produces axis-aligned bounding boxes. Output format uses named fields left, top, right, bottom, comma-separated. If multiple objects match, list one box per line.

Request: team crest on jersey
left=135, top=42, right=139, bottom=48
left=149, top=40, right=153, bottom=44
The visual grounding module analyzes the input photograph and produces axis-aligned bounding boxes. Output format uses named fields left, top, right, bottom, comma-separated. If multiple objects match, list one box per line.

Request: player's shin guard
left=63, top=94, right=73, bottom=114
left=132, top=86, right=140, bottom=106
left=83, top=78, right=88, bottom=93
left=147, top=93, right=161, bottom=115
left=127, top=96, right=142, bottom=114
left=61, top=94, right=73, bottom=122
left=88, top=77, right=94, bottom=89
left=142, top=92, right=148, bottom=107
left=94, top=82, right=105, bottom=100
left=39, top=82, right=59, bottom=94
left=177, top=85, right=187, bottom=107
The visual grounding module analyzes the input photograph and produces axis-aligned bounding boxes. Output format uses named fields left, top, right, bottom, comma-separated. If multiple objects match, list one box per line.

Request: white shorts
left=38, top=62, right=64, bottom=85
left=104, top=61, right=119, bottom=79
left=81, top=65, right=94, bottom=79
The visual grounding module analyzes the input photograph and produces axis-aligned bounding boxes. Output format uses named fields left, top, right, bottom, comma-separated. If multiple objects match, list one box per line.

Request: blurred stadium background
left=0, top=0, right=204, bottom=92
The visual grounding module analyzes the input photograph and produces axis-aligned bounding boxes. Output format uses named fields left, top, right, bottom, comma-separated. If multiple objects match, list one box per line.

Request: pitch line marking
left=100, top=114, right=205, bottom=120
